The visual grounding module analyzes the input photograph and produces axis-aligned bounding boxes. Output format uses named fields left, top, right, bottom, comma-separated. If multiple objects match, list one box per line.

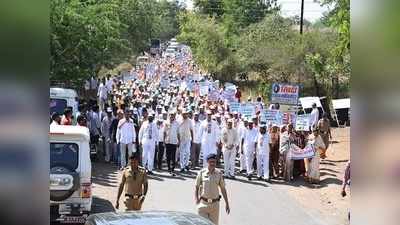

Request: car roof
left=86, top=211, right=214, bottom=225
left=49, top=125, right=90, bottom=141
left=50, top=87, right=78, bottom=98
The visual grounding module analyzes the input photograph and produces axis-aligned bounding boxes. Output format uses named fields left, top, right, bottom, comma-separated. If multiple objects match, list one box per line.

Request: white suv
left=50, top=125, right=92, bottom=224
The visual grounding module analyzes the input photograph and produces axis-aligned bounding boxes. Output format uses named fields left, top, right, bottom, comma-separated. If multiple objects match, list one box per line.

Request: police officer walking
left=116, top=154, right=148, bottom=211
left=195, top=154, right=230, bottom=225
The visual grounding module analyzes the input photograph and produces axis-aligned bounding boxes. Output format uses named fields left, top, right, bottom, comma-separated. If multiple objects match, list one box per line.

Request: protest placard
left=295, top=114, right=310, bottom=131
left=222, top=89, right=236, bottom=102
left=260, top=110, right=282, bottom=125
left=271, top=83, right=300, bottom=105
left=229, top=102, right=241, bottom=113
left=282, top=112, right=297, bottom=125
left=199, top=82, right=209, bottom=96
left=290, top=143, right=315, bottom=160
left=208, top=90, right=220, bottom=101
left=241, top=103, right=255, bottom=119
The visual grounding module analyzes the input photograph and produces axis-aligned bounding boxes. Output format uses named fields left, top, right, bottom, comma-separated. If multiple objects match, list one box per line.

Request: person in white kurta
left=116, top=110, right=137, bottom=170
left=200, top=111, right=219, bottom=167
left=238, top=120, right=248, bottom=172
left=309, top=103, right=319, bottom=130
left=178, top=110, right=193, bottom=172
left=221, top=119, right=239, bottom=178
left=138, top=115, right=158, bottom=173
left=256, top=124, right=270, bottom=181
left=307, top=129, right=326, bottom=183
left=242, top=121, right=258, bottom=179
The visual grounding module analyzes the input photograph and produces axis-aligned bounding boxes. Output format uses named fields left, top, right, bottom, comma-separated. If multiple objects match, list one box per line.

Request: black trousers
left=156, top=142, right=165, bottom=169
left=165, top=144, right=177, bottom=172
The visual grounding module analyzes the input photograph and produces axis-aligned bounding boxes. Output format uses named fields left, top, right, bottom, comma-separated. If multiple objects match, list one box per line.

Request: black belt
left=125, top=194, right=143, bottom=199
left=200, top=195, right=221, bottom=203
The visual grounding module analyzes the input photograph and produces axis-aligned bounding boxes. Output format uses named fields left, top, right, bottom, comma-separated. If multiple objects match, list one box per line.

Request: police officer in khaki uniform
left=116, top=154, right=148, bottom=211
left=195, top=154, right=230, bottom=225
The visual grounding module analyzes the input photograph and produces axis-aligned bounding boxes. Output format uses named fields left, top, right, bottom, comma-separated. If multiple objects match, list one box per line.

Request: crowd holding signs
left=60, top=44, right=332, bottom=188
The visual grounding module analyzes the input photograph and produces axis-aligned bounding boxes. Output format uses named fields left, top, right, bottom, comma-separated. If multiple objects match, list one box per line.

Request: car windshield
left=50, top=143, right=79, bottom=170
left=50, top=98, right=67, bottom=115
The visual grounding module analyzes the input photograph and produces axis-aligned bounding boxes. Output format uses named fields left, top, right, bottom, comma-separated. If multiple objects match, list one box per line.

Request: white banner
left=290, top=143, right=315, bottom=160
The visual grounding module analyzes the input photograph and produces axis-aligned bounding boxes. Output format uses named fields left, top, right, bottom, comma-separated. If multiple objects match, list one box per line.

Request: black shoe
left=265, top=178, right=271, bottom=183
left=247, top=175, right=252, bottom=181
left=171, top=172, right=176, bottom=177
left=180, top=168, right=185, bottom=173
left=147, top=171, right=154, bottom=175
left=230, top=176, right=236, bottom=180
left=185, top=166, right=190, bottom=171
left=257, top=176, right=262, bottom=181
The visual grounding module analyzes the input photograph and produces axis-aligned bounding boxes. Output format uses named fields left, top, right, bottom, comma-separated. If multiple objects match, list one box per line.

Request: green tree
left=193, top=0, right=224, bottom=19
left=51, top=0, right=130, bottom=86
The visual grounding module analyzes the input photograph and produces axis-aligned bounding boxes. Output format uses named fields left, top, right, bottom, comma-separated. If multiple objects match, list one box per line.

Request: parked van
left=50, top=125, right=92, bottom=223
left=50, top=87, right=79, bottom=117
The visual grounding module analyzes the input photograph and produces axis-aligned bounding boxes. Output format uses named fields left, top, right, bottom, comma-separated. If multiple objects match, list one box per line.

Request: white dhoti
left=201, top=140, right=217, bottom=168
left=257, top=153, right=269, bottom=179
left=179, top=140, right=191, bottom=169
left=223, top=148, right=236, bottom=176
left=142, top=140, right=155, bottom=172
left=244, top=145, right=255, bottom=175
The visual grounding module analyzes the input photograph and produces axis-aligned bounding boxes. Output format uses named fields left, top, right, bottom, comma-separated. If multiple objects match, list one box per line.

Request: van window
left=50, top=98, right=67, bottom=115
left=50, top=143, right=79, bottom=170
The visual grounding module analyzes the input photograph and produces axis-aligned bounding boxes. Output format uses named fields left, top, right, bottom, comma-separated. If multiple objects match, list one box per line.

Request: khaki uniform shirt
left=122, top=166, right=148, bottom=196
left=195, top=168, right=225, bottom=199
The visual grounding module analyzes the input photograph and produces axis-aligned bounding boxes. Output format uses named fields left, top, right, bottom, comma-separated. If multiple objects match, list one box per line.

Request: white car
left=50, top=87, right=79, bottom=120
left=50, top=125, right=92, bottom=224
left=163, top=48, right=176, bottom=58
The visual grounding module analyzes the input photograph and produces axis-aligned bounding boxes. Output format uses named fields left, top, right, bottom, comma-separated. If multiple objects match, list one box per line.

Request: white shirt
left=192, top=119, right=202, bottom=144
left=221, top=127, right=239, bottom=149
left=139, top=121, right=158, bottom=144
left=116, top=118, right=136, bottom=144
left=50, top=121, right=59, bottom=128
left=309, top=108, right=319, bottom=128
left=164, top=120, right=179, bottom=145
left=97, top=83, right=108, bottom=100
left=242, top=128, right=258, bottom=150
left=200, top=120, right=218, bottom=144
left=157, top=123, right=165, bottom=143
left=257, top=132, right=270, bottom=155
left=178, top=118, right=193, bottom=142
left=106, top=79, right=113, bottom=93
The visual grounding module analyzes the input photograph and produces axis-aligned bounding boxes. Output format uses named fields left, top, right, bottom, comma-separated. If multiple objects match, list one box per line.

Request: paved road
left=91, top=161, right=331, bottom=225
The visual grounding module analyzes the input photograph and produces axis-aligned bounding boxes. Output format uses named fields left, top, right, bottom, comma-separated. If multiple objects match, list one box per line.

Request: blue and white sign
left=271, top=83, right=300, bottom=105
left=295, top=114, right=310, bottom=131
left=260, top=110, right=282, bottom=125
left=241, top=103, right=255, bottom=119
left=229, top=102, right=241, bottom=113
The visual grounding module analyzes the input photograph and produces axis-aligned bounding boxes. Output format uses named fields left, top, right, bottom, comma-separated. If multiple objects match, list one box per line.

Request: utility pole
left=300, top=0, right=305, bottom=34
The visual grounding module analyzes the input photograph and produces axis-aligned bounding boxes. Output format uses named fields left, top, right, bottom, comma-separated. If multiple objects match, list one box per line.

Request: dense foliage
left=178, top=0, right=350, bottom=99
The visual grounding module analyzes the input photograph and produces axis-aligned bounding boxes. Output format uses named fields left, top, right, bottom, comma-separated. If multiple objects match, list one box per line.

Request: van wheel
left=50, top=165, right=78, bottom=201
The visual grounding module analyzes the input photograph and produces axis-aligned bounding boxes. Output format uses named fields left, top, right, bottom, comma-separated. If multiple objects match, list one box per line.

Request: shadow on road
left=92, top=162, right=119, bottom=187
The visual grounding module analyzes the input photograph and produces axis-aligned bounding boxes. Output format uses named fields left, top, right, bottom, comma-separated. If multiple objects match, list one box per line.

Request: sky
left=180, top=0, right=330, bottom=22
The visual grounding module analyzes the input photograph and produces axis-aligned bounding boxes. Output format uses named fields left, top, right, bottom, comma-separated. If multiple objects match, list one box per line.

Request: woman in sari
left=306, top=128, right=326, bottom=184
left=317, top=112, right=331, bottom=159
